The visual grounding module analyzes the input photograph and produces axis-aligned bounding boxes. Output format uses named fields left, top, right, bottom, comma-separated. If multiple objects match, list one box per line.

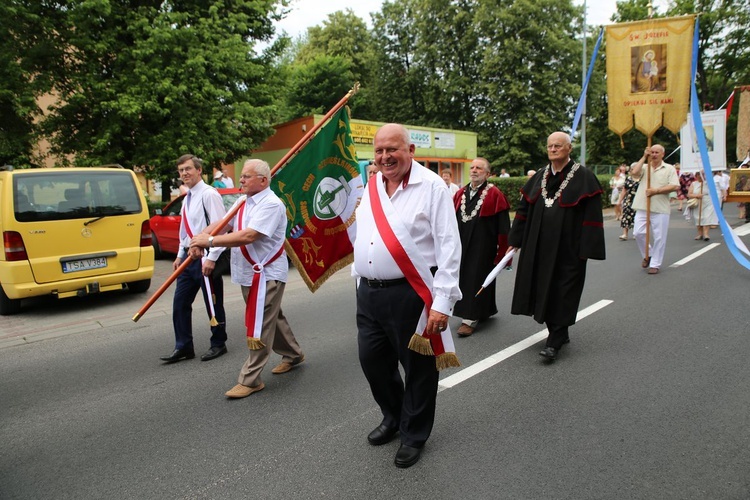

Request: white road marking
left=438, top=299, right=614, bottom=390
left=670, top=243, right=720, bottom=267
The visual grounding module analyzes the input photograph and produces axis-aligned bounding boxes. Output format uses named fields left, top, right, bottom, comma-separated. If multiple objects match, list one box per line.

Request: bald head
left=548, top=131, right=571, bottom=147
left=546, top=131, right=573, bottom=169
left=376, top=123, right=410, bottom=145
left=374, top=123, right=415, bottom=187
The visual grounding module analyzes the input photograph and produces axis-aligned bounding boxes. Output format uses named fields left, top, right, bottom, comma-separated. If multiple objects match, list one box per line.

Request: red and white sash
left=237, top=201, right=285, bottom=350
left=367, top=178, right=459, bottom=370
left=182, top=192, right=219, bottom=326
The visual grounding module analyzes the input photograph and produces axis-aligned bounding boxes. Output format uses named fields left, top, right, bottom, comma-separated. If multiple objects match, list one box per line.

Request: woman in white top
left=610, top=165, right=627, bottom=220
left=687, top=171, right=719, bottom=241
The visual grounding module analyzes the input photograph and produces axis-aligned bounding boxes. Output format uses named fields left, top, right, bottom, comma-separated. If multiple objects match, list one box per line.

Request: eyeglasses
left=239, top=174, right=266, bottom=180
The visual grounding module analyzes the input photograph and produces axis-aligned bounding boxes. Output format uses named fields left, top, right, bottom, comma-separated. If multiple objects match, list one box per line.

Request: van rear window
left=14, top=171, right=143, bottom=222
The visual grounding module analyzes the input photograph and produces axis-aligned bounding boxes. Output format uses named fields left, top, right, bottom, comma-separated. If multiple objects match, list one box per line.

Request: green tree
left=32, top=0, right=287, bottom=198
left=370, top=0, right=428, bottom=124
left=0, top=1, right=62, bottom=167
left=413, top=0, right=483, bottom=131
left=476, top=0, right=583, bottom=170
left=283, top=9, right=377, bottom=121
left=285, top=55, right=356, bottom=119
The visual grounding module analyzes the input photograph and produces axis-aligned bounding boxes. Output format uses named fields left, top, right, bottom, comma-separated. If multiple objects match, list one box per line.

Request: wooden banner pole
left=645, top=136, right=652, bottom=262
left=133, top=83, right=361, bottom=322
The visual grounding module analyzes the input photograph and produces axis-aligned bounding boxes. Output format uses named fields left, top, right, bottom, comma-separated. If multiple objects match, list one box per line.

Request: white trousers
left=634, top=211, right=670, bottom=269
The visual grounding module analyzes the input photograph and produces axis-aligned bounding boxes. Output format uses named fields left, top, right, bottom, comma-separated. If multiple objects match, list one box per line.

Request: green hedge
left=488, top=174, right=616, bottom=212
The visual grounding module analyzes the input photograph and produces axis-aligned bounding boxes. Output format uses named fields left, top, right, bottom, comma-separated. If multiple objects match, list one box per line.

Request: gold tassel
left=247, top=337, right=266, bottom=350
left=435, top=352, right=461, bottom=371
left=209, top=316, right=219, bottom=327
left=408, top=333, right=434, bottom=356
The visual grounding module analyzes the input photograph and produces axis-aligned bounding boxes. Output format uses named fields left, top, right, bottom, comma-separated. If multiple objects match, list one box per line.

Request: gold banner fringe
left=436, top=352, right=461, bottom=371
left=286, top=240, right=354, bottom=293
left=247, top=337, right=266, bottom=350
left=408, top=334, right=434, bottom=356
left=209, top=317, right=219, bottom=327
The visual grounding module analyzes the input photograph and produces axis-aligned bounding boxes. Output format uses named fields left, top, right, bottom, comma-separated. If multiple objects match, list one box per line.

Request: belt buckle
left=368, top=278, right=384, bottom=288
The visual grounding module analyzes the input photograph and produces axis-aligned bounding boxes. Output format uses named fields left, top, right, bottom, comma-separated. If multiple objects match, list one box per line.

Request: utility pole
left=581, top=0, right=587, bottom=166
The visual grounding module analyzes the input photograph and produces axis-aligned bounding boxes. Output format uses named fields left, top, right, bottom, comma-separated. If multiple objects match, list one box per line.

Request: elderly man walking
left=452, top=157, right=510, bottom=337
left=506, top=132, right=605, bottom=361
left=630, top=144, right=679, bottom=275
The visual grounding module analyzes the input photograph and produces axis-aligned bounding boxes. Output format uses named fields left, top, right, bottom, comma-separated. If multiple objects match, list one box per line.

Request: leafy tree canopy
left=19, top=0, right=289, bottom=197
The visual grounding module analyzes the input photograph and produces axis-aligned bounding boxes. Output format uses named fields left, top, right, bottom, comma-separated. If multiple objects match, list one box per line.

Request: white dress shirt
left=226, top=187, right=288, bottom=285
left=352, top=161, right=462, bottom=315
left=177, top=180, right=226, bottom=261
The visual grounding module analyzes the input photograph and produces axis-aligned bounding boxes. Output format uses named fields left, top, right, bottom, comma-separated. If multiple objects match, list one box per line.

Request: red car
left=149, top=187, right=243, bottom=258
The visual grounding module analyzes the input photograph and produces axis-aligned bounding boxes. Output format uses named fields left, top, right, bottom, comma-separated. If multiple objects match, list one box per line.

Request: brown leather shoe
left=641, top=257, right=651, bottom=268
left=271, top=355, right=305, bottom=374
left=648, top=267, right=659, bottom=275
left=225, top=382, right=265, bottom=399
left=456, top=324, right=475, bottom=337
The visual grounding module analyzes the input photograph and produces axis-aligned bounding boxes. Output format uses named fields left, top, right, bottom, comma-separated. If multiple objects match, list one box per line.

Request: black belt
left=363, top=277, right=408, bottom=288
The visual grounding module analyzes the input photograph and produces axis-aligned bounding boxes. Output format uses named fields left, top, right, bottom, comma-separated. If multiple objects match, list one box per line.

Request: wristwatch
left=208, top=236, right=214, bottom=248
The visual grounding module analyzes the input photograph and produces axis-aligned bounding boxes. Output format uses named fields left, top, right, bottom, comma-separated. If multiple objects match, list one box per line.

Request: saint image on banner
left=632, top=45, right=666, bottom=93
left=692, top=125, right=715, bottom=153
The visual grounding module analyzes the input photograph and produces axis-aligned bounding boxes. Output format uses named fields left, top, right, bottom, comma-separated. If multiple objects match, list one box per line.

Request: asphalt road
left=2, top=207, right=750, bottom=499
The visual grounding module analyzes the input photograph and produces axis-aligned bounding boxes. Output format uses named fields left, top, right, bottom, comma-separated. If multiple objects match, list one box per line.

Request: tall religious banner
left=271, top=107, right=363, bottom=292
left=606, top=16, right=695, bottom=142
left=737, top=86, right=750, bottom=162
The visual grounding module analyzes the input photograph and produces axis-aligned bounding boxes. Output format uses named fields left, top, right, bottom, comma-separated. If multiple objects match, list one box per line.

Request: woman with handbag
left=686, top=171, right=718, bottom=241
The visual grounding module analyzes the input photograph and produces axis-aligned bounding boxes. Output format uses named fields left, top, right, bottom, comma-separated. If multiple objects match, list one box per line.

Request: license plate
left=62, top=257, right=108, bottom=273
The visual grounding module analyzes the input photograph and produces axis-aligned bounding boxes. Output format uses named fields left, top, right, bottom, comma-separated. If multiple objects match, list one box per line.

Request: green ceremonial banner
left=271, top=108, right=363, bottom=292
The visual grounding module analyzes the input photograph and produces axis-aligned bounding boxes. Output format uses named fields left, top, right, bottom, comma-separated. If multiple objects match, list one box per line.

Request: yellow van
left=0, top=165, right=154, bottom=315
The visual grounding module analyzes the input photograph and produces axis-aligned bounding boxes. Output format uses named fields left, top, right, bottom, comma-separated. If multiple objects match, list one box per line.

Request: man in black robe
left=506, top=132, right=605, bottom=361
left=452, top=158, right=510, bottom=336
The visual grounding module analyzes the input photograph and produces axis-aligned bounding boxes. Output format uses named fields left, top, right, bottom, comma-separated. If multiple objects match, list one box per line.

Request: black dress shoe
left=201, top=345, right=227, bottom=361
left=160, top=347, right=195, bottom=362
left=539, top=347, right=558, bottom=360
left=394, top=444, right=422, bottom=468
left=367, top=424, right=398, bottom=446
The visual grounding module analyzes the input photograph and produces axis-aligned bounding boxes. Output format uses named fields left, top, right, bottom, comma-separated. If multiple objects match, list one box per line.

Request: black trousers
left=356, top=281, right=439, bottom=448
left=545, top=322, right=570, bottom=349
left=172, top=258, right=226, bottom=350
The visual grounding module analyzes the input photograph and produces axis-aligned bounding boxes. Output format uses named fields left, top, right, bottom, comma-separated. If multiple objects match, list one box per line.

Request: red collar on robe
left=453, top=182, right=510, bottom=216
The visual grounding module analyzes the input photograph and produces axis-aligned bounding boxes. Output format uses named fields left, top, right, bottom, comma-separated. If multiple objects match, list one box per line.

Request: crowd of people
left=609, top=149, right=748, bottom=251
left=161, top=126, right=750, bottom=471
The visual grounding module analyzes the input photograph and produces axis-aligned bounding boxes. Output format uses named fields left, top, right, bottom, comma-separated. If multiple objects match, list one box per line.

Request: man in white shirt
left=191, top=159, right=304, bottom=399
left=352, top=124, right=461, bottom=468
left=441, top=169, right=460, bottom=195
left=160, top=154, right=228, bottom=363
left=631, top=144, right=679, bottom=274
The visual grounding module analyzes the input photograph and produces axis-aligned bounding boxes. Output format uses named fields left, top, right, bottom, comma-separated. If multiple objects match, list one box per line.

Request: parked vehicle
left=0, top=165, right=154, bottom=315
left=149, top=187, right=242, bottom=258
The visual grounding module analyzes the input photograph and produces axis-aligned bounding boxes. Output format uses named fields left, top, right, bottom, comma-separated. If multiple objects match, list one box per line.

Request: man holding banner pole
left=631, top=144, right=679, bottom=275
left=191, top=159, right=305, bottom=399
